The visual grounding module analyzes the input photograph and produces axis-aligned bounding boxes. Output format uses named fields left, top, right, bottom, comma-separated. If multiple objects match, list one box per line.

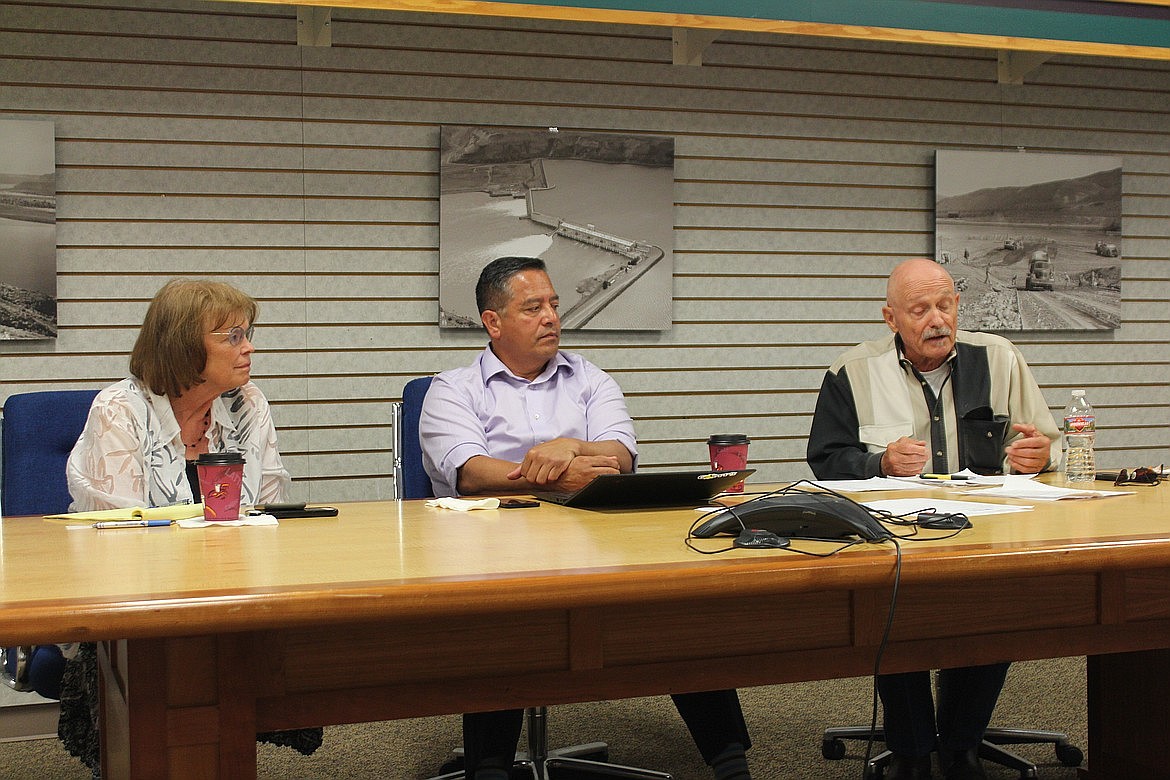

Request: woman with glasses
left=58, top=279, right=317, bottom=777
left=67, top=278, right=288, bottom=511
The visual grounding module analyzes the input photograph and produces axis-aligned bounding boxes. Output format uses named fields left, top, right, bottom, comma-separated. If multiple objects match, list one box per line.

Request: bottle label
left=1064, top=414, right=1095, bottom=434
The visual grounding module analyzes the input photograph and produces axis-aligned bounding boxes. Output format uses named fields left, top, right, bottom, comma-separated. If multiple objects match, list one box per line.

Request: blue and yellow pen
left=93, top=519, right=174, bottom=529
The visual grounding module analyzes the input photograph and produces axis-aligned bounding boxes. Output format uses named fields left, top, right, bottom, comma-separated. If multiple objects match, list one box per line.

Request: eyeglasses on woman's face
left=209, top=325, right=255, bottom=347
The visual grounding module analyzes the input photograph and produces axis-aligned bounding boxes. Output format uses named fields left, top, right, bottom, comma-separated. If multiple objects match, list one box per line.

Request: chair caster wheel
left=822, top=738, right=847, bottom=760
left=1056, top=743, right=1084, bottom=767
left=437, top=756, right=464, bottom=775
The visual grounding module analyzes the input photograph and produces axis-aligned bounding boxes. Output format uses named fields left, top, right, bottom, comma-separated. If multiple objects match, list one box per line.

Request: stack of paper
left=975, top=475, right=1132, bottom=501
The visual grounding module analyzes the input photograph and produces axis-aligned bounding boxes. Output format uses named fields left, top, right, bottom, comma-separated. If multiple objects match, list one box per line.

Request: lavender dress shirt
left=419, top=346, right=638, bottom=497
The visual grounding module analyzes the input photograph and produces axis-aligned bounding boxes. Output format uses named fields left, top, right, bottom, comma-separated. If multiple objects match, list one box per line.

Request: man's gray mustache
left=923, top=327, right=953, bottom=339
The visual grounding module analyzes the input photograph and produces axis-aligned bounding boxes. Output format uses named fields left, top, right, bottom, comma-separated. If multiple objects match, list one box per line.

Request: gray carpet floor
left=0, top=657, right=1087, bottom=779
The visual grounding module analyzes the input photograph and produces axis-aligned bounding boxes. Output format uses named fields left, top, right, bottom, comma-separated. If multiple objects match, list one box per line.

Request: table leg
left=99, top=635, right=259, bottom=779
left=1083, top=648, right=1170, bottom=779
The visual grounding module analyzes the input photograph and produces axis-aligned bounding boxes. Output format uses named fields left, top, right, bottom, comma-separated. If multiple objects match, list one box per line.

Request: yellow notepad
left=47, top=503, right=205, bottom=521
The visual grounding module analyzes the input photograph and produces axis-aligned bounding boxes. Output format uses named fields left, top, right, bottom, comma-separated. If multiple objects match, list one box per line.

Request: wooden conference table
left=2, top=480, right=1170, bottom=779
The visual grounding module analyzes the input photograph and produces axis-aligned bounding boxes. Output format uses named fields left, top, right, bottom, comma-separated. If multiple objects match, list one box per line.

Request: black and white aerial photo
left=935, top=149, right=1122, bottom=332
left=0, top=118, right=57, bottom=340
left=439, top=125, right=674, bottom=330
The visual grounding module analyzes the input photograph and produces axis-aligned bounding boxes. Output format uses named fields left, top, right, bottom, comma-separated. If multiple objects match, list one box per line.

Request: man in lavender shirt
left=420, top=257, right=753, bottom=780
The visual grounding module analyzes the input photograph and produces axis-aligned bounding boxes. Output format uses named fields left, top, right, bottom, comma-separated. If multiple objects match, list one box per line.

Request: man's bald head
left=886, top=258, right=956, bottom=307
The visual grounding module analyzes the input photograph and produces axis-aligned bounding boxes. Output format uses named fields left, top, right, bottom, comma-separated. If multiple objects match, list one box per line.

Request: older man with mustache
left=806, top=258, right=1060, bottom=780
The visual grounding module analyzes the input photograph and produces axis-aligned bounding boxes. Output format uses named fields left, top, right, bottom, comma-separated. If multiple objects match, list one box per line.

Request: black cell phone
left=250, top=503, right=338, bottom=519
left=499, top=498, right=540, bottom=509
left=255, top=502, right=305, bottom=513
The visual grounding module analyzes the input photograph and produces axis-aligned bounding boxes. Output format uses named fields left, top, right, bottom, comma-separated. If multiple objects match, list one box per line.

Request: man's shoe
left=885, top=753, right=933, bottom=780
left=941, top=748, right=987, bottom=780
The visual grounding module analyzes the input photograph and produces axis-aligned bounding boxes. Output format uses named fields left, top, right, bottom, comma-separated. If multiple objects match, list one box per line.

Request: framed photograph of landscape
left=935, top=149, right=1121, bottom=332
left=0, top=118, right=57, bottom=340
left=439, top=125, right=674, bottom=330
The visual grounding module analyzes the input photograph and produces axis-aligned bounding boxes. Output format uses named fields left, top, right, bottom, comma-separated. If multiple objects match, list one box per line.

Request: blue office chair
left=400, top=375, right=435, bottom=500
left=1, top=388, right=99, bottom=698
left=399, top=377, right=669, bottom=780
left=1, top=389, right=99, bottom=517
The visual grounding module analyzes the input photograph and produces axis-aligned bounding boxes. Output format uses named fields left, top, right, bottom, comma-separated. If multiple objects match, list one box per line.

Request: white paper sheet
left=891, top=469, right=1038, bottom=487
left=807, top=477, right=927, bottom=492
left=974, top=474, right=1133, bottom=501
left=862, top=497, right=1033, bottom=517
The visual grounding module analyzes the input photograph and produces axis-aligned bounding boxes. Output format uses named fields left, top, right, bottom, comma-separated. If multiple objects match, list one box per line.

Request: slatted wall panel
left=1, top=0, right=1167, bottom=502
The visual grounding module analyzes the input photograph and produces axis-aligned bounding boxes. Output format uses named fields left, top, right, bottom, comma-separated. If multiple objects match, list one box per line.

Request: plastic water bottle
left=1063, top=390, right=1096, bottom=484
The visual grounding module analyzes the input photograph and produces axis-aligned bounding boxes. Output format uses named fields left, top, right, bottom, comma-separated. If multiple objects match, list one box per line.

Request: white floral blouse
left=66, top=376, right=290, bottom=511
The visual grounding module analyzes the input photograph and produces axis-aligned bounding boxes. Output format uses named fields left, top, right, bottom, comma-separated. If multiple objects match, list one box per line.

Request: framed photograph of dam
left=935, top=149, right=1121, bottom=332
left=439, top=125, right=674, bottom=330
left=0, top=118, right=57, bottom=340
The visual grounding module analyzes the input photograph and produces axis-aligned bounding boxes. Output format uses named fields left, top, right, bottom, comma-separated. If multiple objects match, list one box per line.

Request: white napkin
left=424, top=497, right=501, bottom=511
left=176, top=514, right=280, bottom=528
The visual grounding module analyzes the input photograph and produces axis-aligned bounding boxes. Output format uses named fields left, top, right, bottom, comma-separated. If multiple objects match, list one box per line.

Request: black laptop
left=532, top=469, right=755, bottom=509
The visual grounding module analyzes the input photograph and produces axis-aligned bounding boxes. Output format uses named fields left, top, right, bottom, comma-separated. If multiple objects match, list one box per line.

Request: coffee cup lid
left=196, top=451, right=246, bottom=465
left=707, top=434, right=749, bottom=446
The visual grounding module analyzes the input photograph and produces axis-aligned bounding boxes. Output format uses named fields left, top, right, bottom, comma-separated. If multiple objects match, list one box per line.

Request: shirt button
left=534, top=413, right=541, bottom=419
left=933, top=416, right=940, bottom=422
left=936, top=450, right=943, bottom=457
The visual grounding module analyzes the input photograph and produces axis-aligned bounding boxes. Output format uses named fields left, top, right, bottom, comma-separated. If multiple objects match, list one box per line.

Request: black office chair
left=822, top=701, right=1083, bottom=779
left=395, top=377, right=671, bottom=780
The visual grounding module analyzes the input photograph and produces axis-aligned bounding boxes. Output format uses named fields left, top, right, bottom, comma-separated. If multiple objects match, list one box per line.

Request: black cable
left=683, top=482, right=919, bottom=777
left=863, top=536, right=902, bottom=777
left=683, top=533, right=866, bottom=557
left=684, top=481, right=966, bottom=778
left=883, top=508, right=971, bottom=541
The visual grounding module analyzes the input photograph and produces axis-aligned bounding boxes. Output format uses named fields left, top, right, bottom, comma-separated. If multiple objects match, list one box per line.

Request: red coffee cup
left=707, top=434, right=750, bottom=493
left=196, top=452, right=246, bottom=521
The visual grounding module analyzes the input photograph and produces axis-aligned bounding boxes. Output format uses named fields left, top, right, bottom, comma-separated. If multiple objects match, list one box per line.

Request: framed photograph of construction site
left=0, top=118, right=57, bottom=340
left=934, top=149, right=1122, bottom=332
left=438, top=125, right=674, bottom=330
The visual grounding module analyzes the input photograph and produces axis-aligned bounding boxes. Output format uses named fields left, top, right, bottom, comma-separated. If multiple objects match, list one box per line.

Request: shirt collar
left=894, top=333, right=957, bottom=377
left=480, top=344, right=573, bottom=385
left=143, top=380, right=227, bottom=446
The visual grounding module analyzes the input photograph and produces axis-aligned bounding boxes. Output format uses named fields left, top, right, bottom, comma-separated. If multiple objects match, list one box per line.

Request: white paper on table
left=176, top=514, right=280, bottom=528
left=808, top=477, right=926, bottom=492
left=975, top=474, right=1133, bottom=501
left=891, top=469, right=1038, bottom=487
left=862, top=497, right=1033, bottom=517
left=424, top=497, right=501, bottom=511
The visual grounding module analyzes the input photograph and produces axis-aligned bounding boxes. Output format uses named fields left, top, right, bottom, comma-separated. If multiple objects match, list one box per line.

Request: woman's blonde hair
left=130, top=279, right=259, bottom=398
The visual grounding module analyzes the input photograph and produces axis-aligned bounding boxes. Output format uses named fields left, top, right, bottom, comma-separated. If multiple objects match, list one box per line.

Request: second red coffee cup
left=707, top=434, right=750, bottom=493
left=196, top=452, right=246, bottom=521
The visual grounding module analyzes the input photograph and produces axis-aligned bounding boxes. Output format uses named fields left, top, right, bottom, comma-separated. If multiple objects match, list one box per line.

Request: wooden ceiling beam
left=223, top=0, right=1170, bottom=62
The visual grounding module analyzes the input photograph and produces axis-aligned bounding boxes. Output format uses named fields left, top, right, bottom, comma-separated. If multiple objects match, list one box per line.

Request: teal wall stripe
left=485, top=0, right=1170, bottom=48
